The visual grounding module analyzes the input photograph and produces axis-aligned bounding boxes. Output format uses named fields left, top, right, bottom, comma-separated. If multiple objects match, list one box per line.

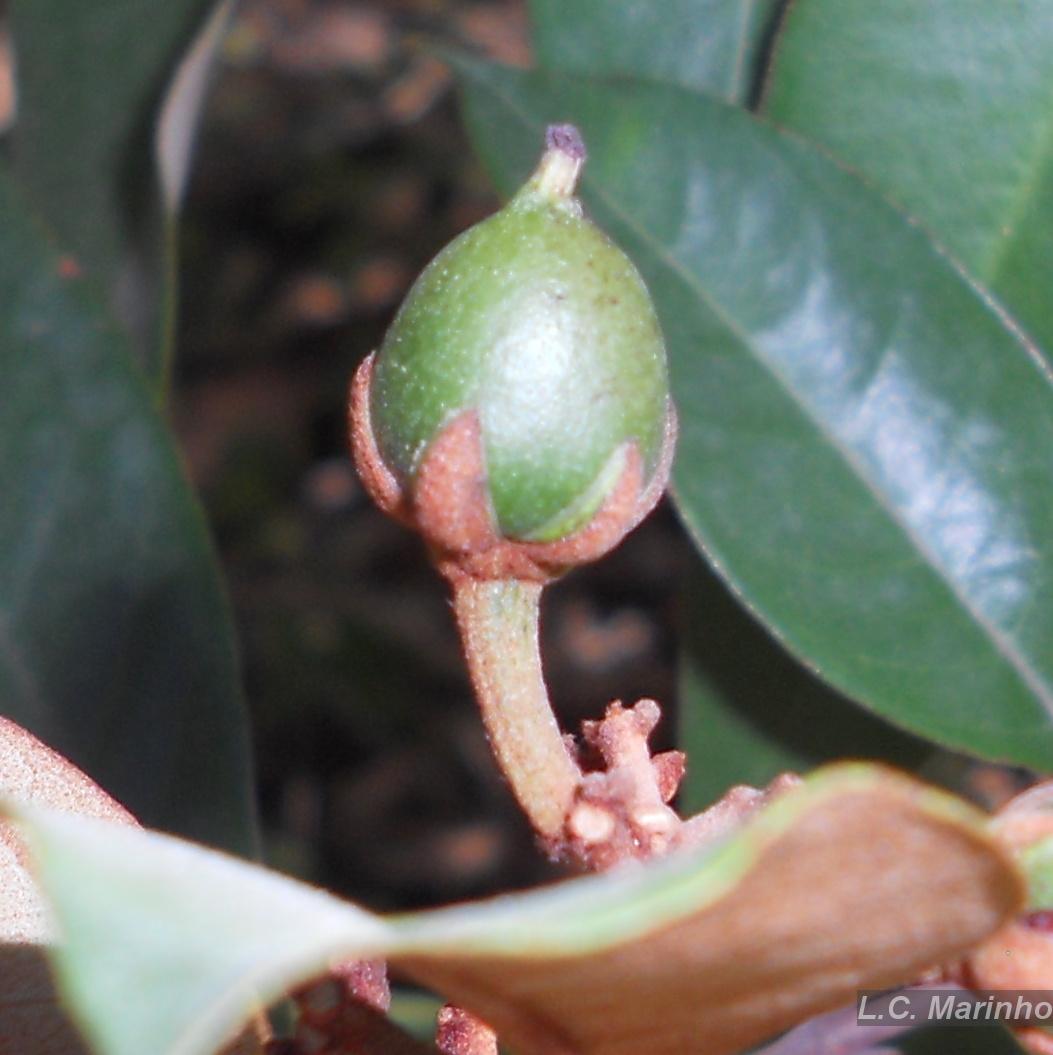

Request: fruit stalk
left=350, top=122, right=676, bottom=848
left=452, top=578, right=580, bottom=840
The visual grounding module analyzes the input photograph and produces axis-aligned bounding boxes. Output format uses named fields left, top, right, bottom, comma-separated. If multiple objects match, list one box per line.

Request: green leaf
left=0, top=167, right=256, bottom=855
left=763, top=0, right=1053, bottom=362
left=454, top=58, right=1053, bottom=771
left=9, top=0, right=233, bottom=383
left=529, top=0, right=783, bottom=103
left=9, top=765, right=1023, bottom=1055
left=1022, top=835, right=1053, bottom=909
left=678, top=565, right=931, bottom=814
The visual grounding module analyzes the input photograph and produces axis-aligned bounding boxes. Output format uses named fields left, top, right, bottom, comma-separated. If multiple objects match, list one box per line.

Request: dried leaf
left=399, top=770, right=1024, bottom=1054
left=0, top=717, right=134, bottom=943
left=0, top=718, right=135, bottom=1054
left=5, top=765, right=1024, bottom=1055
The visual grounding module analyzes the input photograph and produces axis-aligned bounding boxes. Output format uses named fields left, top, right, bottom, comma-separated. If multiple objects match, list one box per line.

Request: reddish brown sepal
left=349, top=352, right=411, bottom=524
left=349, top=354, right=677, bottom=584
left=413, top=409, right=498, bottom=556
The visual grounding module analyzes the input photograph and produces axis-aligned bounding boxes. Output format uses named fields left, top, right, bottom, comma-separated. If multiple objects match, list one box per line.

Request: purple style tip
left=545, top=124, right=587, bottom=162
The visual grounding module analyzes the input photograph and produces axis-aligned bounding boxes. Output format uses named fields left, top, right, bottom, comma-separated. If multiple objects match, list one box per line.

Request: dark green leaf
left=678, top=565, right=930, bottom=814
left=0, top=168, right=256, bottom=855
left=902, top=1025, right=1025, bottom=1055
left=764, top=0, right=1053, bottom=362
left=454, top=59, right=1053, bottom=770
left=530, top=0, right=783, bottom=103
left=9, top=0, right=232, bottom=383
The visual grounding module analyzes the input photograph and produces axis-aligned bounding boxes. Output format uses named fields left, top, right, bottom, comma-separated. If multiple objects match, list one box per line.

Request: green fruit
left=369, top=126, right=671, bottom=543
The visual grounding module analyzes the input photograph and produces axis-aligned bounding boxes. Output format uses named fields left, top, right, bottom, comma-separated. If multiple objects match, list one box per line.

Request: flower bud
left=350, top=125, right=675, bottom=582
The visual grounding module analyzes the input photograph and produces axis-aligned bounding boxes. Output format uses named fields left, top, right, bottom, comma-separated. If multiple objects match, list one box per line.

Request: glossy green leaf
left=454, top=58, right=1053, bottom=771
left=8, top=765, right=1022, bottom=1055
left=764, top=0, right=1053, bottom=362
left=529, top=0, right=783, bottom=102
left=9, top=0, right=232, bottom=382
left=0, top=168, right=256, bottom=855
left=678, top=565, right=930, bottom=814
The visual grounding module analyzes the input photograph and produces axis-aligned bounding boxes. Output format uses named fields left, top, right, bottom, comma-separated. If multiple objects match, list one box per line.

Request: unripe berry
left=350, top=125, right=675, bottom=582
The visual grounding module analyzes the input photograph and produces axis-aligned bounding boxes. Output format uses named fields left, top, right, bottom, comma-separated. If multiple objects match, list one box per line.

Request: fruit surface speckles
left=368, top=127, right=671, bottom=543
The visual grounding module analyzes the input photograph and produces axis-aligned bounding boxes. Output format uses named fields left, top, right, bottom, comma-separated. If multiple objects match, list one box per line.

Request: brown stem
left=286, top=966, right=432, bottom=1055
left=436, top=1004, right=498, bottom=1055
left=452, top=578, right=581, bottom=840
